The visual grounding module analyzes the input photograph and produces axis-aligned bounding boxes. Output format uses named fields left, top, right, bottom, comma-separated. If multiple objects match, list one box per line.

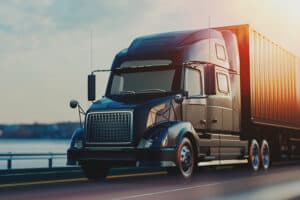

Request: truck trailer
left=67, top=24, right=300, bottom=179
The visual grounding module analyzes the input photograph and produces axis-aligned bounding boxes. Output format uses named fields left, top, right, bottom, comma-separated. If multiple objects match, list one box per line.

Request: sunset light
left=0, top=1, right=300, bottom=199
left=1, top=0, right=300, bottom=123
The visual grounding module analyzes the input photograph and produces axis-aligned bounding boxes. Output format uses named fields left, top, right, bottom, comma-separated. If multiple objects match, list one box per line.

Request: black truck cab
left=67, top=28, right=253, bottom=179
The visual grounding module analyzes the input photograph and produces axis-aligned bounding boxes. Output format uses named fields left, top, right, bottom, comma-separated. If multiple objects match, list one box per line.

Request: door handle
left=211, top=119, right=218, bottom=123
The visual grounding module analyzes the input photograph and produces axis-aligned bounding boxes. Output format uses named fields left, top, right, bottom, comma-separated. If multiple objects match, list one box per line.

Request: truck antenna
left=208, top=16, right=211, bottom=63
left=90, top=31, right=93, bottom=72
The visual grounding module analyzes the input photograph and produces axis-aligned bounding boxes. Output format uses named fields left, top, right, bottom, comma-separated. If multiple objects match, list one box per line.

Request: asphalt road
left=1, top=163, right=300, bottom=200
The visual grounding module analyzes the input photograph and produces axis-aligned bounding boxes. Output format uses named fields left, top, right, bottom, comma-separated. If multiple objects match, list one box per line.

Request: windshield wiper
left=136, top=89, right=167, bottom=94
left=119, top=90, right=136, bottom=95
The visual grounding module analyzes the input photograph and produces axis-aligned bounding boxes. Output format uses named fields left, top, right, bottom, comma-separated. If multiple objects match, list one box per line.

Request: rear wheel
left=176, top=138, right=195, bottom=179
left=260, top=139, right=270, bottom=170
left=80, top=161, right=110, bottom=181
left=249, top=139, right=260, bottom=171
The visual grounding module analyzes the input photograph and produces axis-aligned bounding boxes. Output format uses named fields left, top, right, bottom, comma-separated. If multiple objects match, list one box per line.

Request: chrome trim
left=84, top=147, right=135, bottom=150
left=161, top=161, right=176, bottom=167
left=85, top=110, right=134, bottom=145
left=251, top=119, right=300, bottom=131
left=197, top=159, right=248, bottom=167
left=120, top=60, right=172, bottom=68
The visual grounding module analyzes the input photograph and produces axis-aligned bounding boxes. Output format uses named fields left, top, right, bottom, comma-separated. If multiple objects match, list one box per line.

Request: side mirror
left=69, top=100, right=79, bottom=109
left=88, top=74, right=96, bottom=101
left=205, top=64, right=216, bottom=95
left=174, top=94, right=184, bottom=104
left=69, top=100, right=86, bottom=128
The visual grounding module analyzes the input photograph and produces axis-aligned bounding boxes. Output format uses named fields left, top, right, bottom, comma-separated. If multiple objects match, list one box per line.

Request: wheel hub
left=261, top=140, right=270, bottom=169
left=252, top=147, right=259, bottom=166
left=181, top=146, right=192, bottom=172
left=250, top=140, right=260, bottom=171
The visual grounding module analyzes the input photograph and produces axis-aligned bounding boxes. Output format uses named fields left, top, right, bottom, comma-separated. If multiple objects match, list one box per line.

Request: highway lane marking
left=114, top=173, right=286, bottom=200
left=107, top=171, right=167, bottom=179
left=0, top=178, right=88, bottom=188
left=113, top=182, right=226, bottom=200
left=113, top=168, right=300, bottom=200
left=0, top=171, right=167, bottom=188
left=113, top=181, right=227, bottom=200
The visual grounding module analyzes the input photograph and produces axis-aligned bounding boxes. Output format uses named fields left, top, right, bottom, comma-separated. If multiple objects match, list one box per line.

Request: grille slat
left=86, top=111, right=133, bottom=144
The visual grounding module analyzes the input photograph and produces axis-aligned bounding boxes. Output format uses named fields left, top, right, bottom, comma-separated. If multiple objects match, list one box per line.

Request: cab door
left=212, top=67, right=243, bottom=160
left=182, top=65, right=207, bottom=130
left=206, top=66, right=233, bottom=131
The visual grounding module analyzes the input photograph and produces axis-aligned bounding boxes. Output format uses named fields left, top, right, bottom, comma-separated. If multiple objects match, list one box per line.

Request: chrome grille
left=86, top=111, right=133, bottom=144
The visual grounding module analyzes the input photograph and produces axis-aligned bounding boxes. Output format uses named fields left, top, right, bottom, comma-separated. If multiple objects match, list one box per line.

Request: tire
left=80, top=161, right=109, bottom=181
left=175, top=137, right=195, bottom=179
left=249, top=139, right=260, bottom=171
left=260, top=139, right=271, bottom=170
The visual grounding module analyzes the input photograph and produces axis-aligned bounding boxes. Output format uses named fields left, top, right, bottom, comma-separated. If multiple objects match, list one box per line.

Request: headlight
left=147, top=103, right=167, bottom=128
left=137, top=138, right=153, bottom=149
left=161, top=136, right=169, bottom=147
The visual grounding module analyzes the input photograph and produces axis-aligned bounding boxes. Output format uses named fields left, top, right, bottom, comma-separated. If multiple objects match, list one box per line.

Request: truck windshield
left=109, top=68, right=180, bottom=95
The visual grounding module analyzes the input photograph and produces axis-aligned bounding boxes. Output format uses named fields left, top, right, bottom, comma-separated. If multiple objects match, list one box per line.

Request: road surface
left=1, top=163, right=300, bottom=200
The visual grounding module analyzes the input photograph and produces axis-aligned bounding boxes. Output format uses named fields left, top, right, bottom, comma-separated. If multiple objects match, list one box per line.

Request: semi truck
left=67, top=24, right=300, bottom=179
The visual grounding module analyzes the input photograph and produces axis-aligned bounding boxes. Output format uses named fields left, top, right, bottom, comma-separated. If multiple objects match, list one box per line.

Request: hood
left=88, top=95, right=174, bottom=113
left=86, top=95, right=177, bottom=146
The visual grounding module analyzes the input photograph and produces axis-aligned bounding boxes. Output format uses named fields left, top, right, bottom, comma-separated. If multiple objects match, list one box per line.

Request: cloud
left=0, top=0, right=300, bottom=123
left=0, top=0, right=55, bottom=33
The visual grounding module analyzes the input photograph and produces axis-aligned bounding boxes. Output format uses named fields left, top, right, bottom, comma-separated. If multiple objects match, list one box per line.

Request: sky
left=0, top=0, right=300, bottom=124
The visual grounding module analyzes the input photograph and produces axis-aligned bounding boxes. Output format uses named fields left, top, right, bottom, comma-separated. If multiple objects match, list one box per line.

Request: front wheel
left=80, top=161, right=110, bottom=181
left=176, top=138, right=195, bottom=179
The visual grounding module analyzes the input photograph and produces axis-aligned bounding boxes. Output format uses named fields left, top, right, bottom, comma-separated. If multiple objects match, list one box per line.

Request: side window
left=111, top=75, right=124, bottom=94
left=217, top=73, right=229, bottom=94
left=215, top=43, right=226, bottom=61
left=185, top=68, right=203, bottom=96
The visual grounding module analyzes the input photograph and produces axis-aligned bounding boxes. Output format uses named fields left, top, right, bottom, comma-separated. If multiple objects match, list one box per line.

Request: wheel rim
left=179, top=144, right=193, bottom=177
left=261, top=140, right=270, bottom=170
left=250, top=140, right=260, bottom=171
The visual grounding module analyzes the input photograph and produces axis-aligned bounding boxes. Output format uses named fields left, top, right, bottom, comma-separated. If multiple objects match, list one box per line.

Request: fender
left=67, top=128, right=84, bottom=165
left=172, top=121, right=201, bottom=156
left=70, top=128, right=84, bottom=149
left=139, top=121, right=201, bottom=155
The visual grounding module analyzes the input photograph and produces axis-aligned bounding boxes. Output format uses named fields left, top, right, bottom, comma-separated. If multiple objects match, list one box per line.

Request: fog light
left=137, top=138, right=153, bottom=149
left=74, top=140, right=83, bottom=149
left=145, top=139, right=153, bottom=148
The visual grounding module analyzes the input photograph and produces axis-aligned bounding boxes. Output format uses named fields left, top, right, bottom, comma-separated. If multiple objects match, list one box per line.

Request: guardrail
left=0, top=153, right=67, bottom=170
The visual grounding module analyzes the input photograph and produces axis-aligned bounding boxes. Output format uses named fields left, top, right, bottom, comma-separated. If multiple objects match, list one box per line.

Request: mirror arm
left=77, top=104, right=86, bottom=128
left=78, top=107, right=82, bottom=128
left=91, top=69, right=111, bottom=74
left=88, top=68, right=110, bottom=102
left=170, top=101, right=179, bottom=120
left=78, top=105, right=86, bottom=115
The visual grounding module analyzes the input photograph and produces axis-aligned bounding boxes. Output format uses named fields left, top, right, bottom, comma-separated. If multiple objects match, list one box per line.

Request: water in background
left=0, top=139, right=70, bottom=169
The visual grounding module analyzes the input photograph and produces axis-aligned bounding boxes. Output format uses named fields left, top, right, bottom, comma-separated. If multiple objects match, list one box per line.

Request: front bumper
left=67, top=147, right=176, bottom=166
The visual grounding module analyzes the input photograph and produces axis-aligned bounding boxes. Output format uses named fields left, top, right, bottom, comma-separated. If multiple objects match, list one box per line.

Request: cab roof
left=127, top=29, right=223, bottom=56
